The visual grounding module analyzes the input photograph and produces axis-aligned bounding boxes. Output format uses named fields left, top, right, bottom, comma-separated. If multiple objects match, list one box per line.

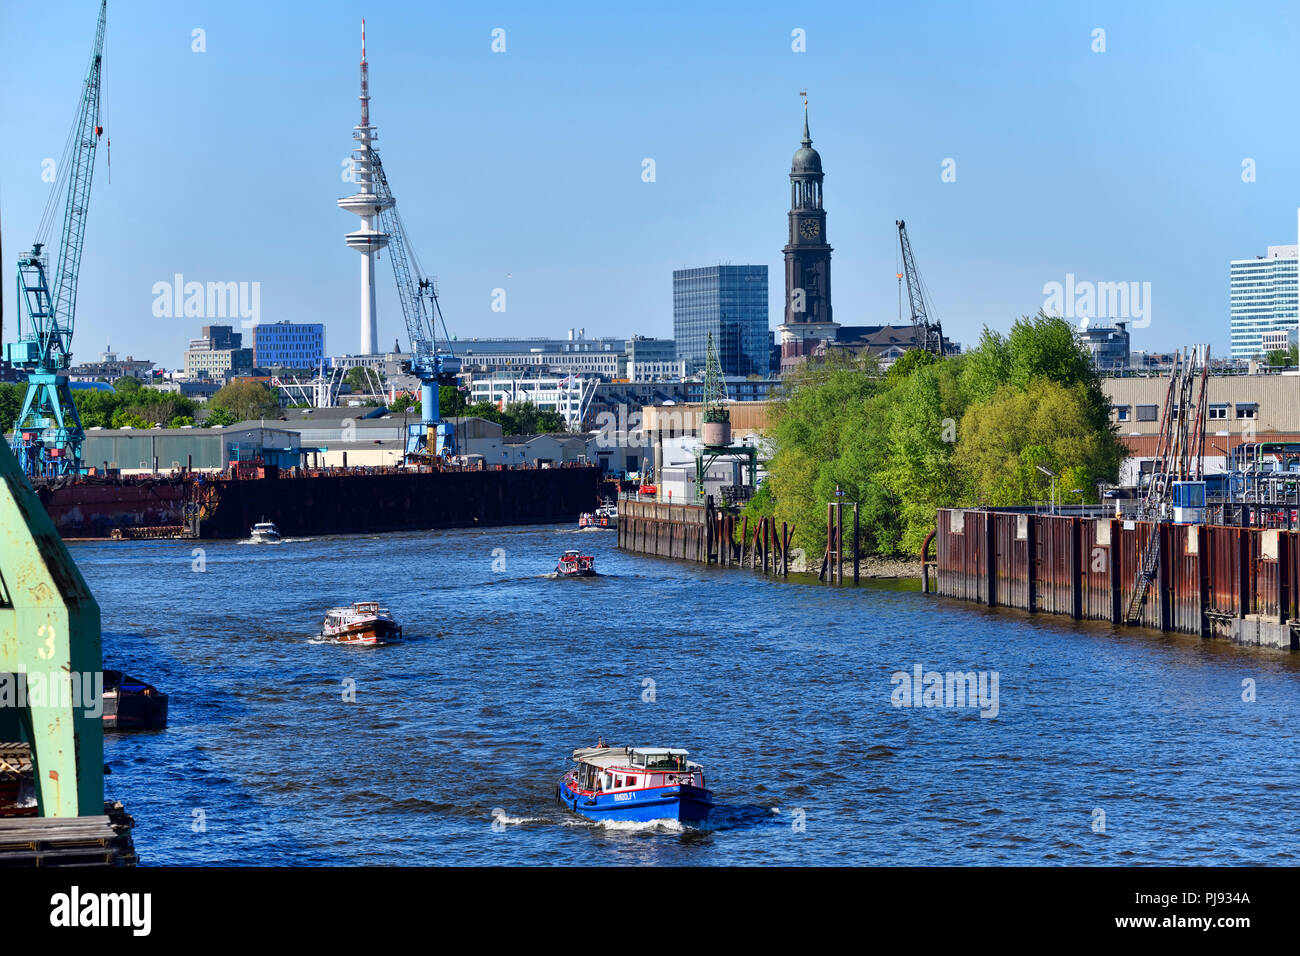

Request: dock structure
left=618, top=496, right=794, bottom=573
left=933, top=508, right=1300, bottom=650
left=0, top=440, right=137, bottom=864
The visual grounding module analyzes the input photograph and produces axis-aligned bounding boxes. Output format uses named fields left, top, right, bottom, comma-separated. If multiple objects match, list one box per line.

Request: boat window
left=625, top=776, right=636, bottom=787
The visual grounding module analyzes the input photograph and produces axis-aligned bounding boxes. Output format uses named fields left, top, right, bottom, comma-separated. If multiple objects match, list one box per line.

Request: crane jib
left=7, top=0, right=106, bottom=479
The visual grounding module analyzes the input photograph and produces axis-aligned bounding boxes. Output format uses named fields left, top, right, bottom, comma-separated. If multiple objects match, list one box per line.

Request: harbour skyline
left=2, top=0, right=1299, bottom=365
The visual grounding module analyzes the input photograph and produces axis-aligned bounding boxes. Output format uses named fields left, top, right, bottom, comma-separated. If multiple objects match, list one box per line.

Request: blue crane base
left=10, top=372, right=85, bottom=478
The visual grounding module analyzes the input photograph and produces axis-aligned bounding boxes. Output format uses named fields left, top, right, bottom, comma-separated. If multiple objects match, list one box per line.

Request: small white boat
left=249, top=521, right=281, bottom=543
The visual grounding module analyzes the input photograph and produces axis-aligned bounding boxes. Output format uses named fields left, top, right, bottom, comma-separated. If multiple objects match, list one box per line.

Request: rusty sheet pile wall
left=618, top=498, right=794, bottom=571
left=935, top=509, right=1299, bottom=651
left=619, top=499, right=709, bottom=562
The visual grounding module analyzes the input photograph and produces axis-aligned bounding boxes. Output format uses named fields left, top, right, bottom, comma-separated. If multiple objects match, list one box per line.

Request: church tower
left=778, top=105, right=838, bottom=372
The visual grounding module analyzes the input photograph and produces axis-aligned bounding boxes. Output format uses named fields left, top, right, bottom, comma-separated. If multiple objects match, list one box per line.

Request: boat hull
left=103, top=689, right=169, bottom=730
left=321, top=621, right=401, bottom=645
left=558, top=777, right=712, bottom=824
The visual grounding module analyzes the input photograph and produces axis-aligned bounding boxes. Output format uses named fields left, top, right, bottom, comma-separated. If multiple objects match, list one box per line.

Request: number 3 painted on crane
left=36, top=624, right=56, bottom=660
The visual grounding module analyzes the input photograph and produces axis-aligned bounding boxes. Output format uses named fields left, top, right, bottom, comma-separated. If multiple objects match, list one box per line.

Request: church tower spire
left=778, top=97, right=836, bottom=373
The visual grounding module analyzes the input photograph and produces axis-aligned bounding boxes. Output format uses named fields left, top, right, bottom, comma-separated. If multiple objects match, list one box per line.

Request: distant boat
left=558, top=745, right=714, bottom=824
left=103, top=670, right=168, bottom=730
left=554, top=550, right=596, bottom=577
left=578, top=499, right=618, bottom=529
left=249, top=521, right=281, bottom=543
left=320, top=602, right=401, bottom=646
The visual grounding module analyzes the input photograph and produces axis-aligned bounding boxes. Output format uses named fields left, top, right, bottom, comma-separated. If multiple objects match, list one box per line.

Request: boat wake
left=562, top=816, right=686, bottom=832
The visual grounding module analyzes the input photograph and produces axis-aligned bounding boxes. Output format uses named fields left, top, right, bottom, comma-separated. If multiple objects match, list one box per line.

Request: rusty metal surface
left=936, top=509, right=987, bottom=603
left=992, top=513, right=1030, bottom=610
left=935, top=509, right=1300, bottom=639
left=1079, top=518, right=1114, bottom=623
left=1035, top=516, right=1076, bottom=617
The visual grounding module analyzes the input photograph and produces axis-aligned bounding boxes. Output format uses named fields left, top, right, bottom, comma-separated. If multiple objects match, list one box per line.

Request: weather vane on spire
left=800, top=89, right=808, bottom=106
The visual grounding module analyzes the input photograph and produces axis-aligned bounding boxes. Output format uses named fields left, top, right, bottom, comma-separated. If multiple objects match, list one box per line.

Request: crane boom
left=367, top=147, right=458, bottom=458
left=6, top=0, right=107, bottom=477
left=895, top=219, right=945, bottom=357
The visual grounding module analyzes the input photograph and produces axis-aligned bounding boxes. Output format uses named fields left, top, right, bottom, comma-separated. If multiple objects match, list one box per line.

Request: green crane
left=6, top=1, right=107, bottom=478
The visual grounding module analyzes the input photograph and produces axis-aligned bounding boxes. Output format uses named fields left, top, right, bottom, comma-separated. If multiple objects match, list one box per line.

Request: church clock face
left=799, top=219, right=820, bottom=240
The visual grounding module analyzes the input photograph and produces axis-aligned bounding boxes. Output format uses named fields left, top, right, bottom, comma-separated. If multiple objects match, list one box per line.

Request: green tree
left=1265, top=345, right=1298, bottom=366
left=208, top=381, right=280, bottom=422
left=110, top=408, right=150, bottom=429
left=953, top=380, right=1123, bottom=507
left=755, top=313, right=1123, bottom=558
left=345, top=366, right=382, bottom=394
left=439, top=385, right=467, bottom=417
left=0, top=383, right=26, bottom=434
left=204, top=406, right=239, bottom=427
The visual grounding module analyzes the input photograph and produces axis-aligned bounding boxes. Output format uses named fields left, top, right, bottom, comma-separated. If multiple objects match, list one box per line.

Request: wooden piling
left=852, top=503, right=860, bottom=584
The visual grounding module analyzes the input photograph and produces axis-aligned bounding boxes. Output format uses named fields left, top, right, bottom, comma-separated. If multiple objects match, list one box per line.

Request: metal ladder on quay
left=1124, top=526, right=1162, bottom=624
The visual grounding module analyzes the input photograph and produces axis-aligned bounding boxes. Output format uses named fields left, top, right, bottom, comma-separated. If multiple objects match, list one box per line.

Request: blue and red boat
left=558, top=745, right=714, bottom=824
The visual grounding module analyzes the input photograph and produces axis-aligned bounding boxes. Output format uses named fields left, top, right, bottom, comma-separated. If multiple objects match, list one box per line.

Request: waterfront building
left=673, top=265, right=769, bottom=375
left=629, top=359, right=688, bottom=381
left=1230, top=245, right=1299, bottom=360
left=468, top=372, right=593, bottom=429
left=1261, top=328, right=1298, bottom=355
left=252, top=321, right=326, bottom=370
left=81, top=424, right=302, bottom=474
left=183, top=325, right=253, bottom=380
left=1076, top=321, right=1132, bottom=370
left=68, top=346, right=155, bottom=383
left=621, top=332, right=676, bottom=369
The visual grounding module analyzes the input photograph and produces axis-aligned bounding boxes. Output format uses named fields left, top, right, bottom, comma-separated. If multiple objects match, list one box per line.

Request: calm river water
left=72, top=524, right=1300, bottom=865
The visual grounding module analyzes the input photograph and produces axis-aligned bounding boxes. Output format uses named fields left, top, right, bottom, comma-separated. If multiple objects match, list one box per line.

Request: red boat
left=320, top=602, right=402, bottom=645
left=555, top=550, right=596, bottom=577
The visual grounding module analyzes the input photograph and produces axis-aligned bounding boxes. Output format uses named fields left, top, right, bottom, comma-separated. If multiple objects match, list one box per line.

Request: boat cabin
left=569, top=746, right=701, bottom=795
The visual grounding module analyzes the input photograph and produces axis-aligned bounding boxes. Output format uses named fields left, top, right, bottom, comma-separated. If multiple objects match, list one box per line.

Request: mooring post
left=824, top=503, right=833, bottom=583
left=852, top=503, right=860, bottom=585
left=836, top=501, right=844, bottom=584
left=705, top=495, right=714, bottom=564
left=782, top=521, right=790, bottom=576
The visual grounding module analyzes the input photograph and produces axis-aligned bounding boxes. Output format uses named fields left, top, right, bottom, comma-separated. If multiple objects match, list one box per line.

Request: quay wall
left=35, top=467, right=601, bottom=539
left=618, top=498, right=792, bottom=571
left=935, top=508, right=1300, bottom=650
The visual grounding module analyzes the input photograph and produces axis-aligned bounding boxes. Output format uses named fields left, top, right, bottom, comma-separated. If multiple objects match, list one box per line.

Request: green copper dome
left=791, top=107, right=822, bottom=176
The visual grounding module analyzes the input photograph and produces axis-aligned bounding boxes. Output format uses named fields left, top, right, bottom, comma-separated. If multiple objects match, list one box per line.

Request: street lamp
left=1036, top=464, right=1059, bottom=515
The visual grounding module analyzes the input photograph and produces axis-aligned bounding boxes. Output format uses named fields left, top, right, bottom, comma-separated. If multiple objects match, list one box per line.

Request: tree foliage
left=208, top=381, right=280, bottom=422
left=759, top=312, right=1125, bottom=558
left=464, top=399, right=567, bottom=435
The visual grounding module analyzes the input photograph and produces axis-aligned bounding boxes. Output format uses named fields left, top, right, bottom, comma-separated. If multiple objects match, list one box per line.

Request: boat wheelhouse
left=558, top=746, right=713, bottom=824
left=578, top=500, right=618, bottom=530
left=320, top=602, right=401, bottom=646
left=102, top=670, right=169, bottom=730
left=249, top=521, right=281, bottom=542
left=555, top=550, right=596, bottom=577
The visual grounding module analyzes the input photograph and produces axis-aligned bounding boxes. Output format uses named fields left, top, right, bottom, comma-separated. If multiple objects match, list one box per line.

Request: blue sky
left=2, top=0, right=1298, bottom=367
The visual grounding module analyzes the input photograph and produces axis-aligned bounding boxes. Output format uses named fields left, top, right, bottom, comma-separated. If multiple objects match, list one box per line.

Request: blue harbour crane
left=6, top=1, right=107, bottom=478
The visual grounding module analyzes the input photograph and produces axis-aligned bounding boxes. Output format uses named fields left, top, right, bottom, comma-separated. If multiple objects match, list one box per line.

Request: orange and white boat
left=320, top=602, right=402, bottom=645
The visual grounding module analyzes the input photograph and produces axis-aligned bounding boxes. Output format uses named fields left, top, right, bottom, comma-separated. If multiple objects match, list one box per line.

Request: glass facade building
left=1230, top=246, right=1298, bottom=359
left=672, top=265, right=769, bottom=375
left=251, top=321, right=326, bottom=369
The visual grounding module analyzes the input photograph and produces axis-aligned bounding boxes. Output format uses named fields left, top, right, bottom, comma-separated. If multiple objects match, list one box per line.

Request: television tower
left=337, top=19, right=391, bottom=356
